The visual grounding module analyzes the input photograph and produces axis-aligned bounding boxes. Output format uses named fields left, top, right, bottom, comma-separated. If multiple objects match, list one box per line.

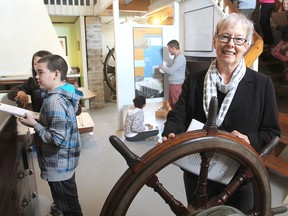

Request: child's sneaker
left=50, top=203, right=63, bottom=216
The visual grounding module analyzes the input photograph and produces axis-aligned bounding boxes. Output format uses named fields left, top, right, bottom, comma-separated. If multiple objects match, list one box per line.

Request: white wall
left=179, top=0, right=223, bottom=58
left=102, top=23, right=115, bottom=59
left=0, top=0, right=67, bottom=77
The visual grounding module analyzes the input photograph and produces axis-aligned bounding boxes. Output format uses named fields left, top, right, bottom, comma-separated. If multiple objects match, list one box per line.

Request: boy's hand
left=19, top=113, right=38, bottom=128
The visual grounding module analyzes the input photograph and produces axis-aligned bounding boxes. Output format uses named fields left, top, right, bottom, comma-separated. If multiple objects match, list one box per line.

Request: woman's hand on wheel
left=157, top=133, right=175, bottom=145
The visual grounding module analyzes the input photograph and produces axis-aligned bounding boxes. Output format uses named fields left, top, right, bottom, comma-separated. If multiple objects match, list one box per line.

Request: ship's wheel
left=101, top=97, right=285, bottom=216
left=103, top=46, right=116, bottom=101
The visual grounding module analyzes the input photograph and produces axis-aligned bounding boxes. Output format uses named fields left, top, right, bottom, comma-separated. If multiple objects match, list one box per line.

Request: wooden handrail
left=245, top=33, right=263, bottom=68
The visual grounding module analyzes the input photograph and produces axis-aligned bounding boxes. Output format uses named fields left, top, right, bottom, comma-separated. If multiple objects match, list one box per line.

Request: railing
left=44, top=0, right=97, bottom=5
left=44, top=0, right=96, bottom=16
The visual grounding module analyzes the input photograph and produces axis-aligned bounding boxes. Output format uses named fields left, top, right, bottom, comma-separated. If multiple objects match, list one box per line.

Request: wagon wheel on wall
left=103, top=46, right=116, bottom=93
left=100, top=97, right=284, bottom=216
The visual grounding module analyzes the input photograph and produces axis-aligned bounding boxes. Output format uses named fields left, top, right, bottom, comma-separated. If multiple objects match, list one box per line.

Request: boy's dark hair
left=38, top=54, right=68, bottom=81
left=32, top=50, right=52, bottom=77
left=133, top=96, right=146, bottom=109
left=167, top=40, right=180, bottom=50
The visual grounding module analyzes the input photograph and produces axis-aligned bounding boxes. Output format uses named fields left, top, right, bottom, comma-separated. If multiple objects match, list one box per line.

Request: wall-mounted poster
left=184, top=6, right=214, bottom=52
left=133, top=27, right=163, bottom=98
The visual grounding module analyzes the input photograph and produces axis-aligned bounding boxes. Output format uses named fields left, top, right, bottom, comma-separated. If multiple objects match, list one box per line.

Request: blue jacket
left=34, top=85, right=82, bottom=181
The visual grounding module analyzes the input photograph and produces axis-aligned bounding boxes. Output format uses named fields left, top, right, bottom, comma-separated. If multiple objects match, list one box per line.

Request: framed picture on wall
left=184, top=6, right=214, bottom=52
left=58, top=36, right=68, bottom=56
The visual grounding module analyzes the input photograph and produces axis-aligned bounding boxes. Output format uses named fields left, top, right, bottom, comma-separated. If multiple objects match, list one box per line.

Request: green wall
left=53, top=23, right=77, bottom=67
left=53, top=20, right=83, bottom=87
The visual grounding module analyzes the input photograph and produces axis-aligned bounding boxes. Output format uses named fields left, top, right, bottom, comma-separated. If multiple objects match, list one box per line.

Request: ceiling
left=50, top=0, right=174, bottom=25
left=101, top=0, right=173, bottom=24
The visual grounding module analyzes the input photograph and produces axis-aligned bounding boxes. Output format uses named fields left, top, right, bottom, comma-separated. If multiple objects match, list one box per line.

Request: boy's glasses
left=217, top=35, right=247, bottom=46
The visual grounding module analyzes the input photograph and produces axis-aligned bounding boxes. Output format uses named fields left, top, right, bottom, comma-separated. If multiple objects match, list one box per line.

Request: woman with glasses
left=160, top=13, right=280, bottom=213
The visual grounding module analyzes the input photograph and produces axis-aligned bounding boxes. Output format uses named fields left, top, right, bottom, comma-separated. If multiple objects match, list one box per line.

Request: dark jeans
left=125, top=129, right=159, bottom=141
left=183, top=171, right=254, bottom=214
left=48, top=173, right=83, bottom=216
left=260, top=3, right=275, bottom=46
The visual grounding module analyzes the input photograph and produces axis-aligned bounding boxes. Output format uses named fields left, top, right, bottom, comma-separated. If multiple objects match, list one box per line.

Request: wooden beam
left=119, top=0, right=149, bottom=11
left=107, top=0, right=149, bottom=12
left=94, top=0, right=113, bottom=15
left=244, top=33, right=263, bottom=67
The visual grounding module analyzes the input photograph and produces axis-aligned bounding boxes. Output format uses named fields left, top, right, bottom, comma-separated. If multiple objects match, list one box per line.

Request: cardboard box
left=155, top=106, right=170, bottom=118
left=76, top=112, right=94, bottom=134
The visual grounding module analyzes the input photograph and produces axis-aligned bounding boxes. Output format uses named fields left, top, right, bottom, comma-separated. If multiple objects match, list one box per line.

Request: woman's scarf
left=203, top=57, right=246, bottom=126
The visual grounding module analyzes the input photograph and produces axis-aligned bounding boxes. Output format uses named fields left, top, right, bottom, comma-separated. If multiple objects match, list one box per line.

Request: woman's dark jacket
left=162, top=68, right=280, bottom=152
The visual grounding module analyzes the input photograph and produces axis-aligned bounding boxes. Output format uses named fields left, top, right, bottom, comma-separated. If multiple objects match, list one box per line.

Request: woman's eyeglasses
left=218, top=35, right=247, bottom=46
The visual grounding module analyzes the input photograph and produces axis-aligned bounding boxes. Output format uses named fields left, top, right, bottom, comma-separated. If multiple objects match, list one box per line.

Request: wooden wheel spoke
left=109, top=135, right=190, bottom=215
left=146, top=175, right=190, bottom=215
left=191, top=151, right=214, bottom=209
left=207, top=167, right=252, bottom=208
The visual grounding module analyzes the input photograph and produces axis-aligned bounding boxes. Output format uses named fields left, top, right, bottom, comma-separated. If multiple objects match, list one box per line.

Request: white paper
left=0, top=103, right=95, bottom=133
left=0, top=102, right=39, bottom=119
left=187, top=118, right=204, bottom=131
left=174, top=153, right=240, bottom=185
left=173, top=119, right=240, bottom=185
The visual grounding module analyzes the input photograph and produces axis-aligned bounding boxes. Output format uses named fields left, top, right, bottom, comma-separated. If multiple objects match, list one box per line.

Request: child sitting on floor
left=124, top=96, right=159, bottom=141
